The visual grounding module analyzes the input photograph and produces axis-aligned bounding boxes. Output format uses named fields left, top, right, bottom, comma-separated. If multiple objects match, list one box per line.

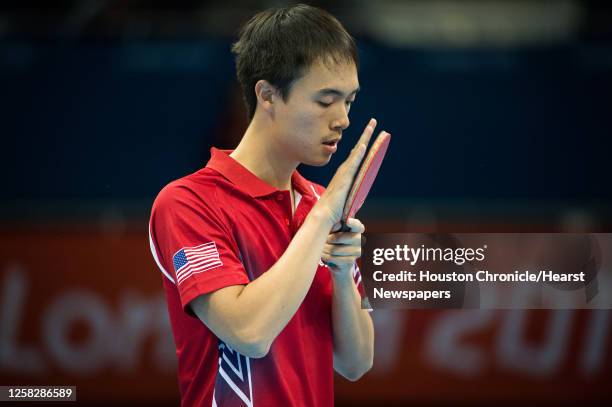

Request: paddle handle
left=338, top=219, right=352, bottom=233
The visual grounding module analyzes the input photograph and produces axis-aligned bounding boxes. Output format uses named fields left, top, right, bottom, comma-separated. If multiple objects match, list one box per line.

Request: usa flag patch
left=173, top=242, right=223, bottom=285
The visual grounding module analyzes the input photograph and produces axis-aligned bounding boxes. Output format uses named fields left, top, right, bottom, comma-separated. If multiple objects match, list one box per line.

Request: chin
left=303, top=155, right=332, bottom=167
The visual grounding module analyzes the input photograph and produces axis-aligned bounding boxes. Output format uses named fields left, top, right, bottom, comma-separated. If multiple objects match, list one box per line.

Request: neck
left=230, top=114, right=296, bottom=191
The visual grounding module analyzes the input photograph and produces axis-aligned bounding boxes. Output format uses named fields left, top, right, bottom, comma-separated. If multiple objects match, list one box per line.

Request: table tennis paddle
left=338, top=131, right=391, bottom=232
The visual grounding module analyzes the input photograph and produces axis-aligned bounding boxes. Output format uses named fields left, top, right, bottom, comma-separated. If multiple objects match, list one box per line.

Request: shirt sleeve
left=149, top=181, right=249, bottom=314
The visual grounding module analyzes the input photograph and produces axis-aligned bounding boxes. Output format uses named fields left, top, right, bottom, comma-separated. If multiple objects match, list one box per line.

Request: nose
left=331, top=106, right=350, bottom=132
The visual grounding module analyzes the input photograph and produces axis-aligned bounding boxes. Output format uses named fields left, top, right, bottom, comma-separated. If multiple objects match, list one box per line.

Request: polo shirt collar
left=206, top=147, right=316, bottom=199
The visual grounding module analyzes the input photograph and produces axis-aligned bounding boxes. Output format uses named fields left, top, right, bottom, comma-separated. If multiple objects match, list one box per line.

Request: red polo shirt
left=149, top=148, right=365, bottom=407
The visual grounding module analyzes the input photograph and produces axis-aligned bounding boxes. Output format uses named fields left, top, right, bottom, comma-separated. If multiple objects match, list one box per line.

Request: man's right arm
left=189, top=118, right=378, bottom=358
left=190, top=208, right=334, bottom=357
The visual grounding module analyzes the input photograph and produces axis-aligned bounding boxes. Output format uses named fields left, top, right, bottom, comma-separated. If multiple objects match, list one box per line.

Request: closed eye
left=318, top=99, right=355, bottom=108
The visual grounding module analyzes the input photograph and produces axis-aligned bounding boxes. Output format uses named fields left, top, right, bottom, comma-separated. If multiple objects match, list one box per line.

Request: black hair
left=232, top=4, right=358, bottom=120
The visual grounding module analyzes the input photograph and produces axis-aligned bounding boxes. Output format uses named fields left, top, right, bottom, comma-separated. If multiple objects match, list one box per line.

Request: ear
left=254, top=80, right=279, bottom=114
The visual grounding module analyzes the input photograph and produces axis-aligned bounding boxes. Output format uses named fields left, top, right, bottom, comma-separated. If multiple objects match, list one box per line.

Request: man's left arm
left=323, top=218, right=374, bottom=381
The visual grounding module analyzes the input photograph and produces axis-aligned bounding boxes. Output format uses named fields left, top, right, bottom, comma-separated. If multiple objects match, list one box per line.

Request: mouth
left=322, top=137, right=341, bottom=147
left=321, top=138, right=340, bottom=154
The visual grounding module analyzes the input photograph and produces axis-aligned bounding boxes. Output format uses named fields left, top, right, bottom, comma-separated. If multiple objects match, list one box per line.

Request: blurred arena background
left=1, top=0, right=611, bottom=405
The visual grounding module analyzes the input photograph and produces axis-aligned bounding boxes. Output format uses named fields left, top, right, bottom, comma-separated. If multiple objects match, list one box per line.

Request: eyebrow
left=316, top=87, right=360, bottom=98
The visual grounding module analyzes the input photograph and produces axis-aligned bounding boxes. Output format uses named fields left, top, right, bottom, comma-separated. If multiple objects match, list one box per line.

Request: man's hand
left=314, top=118, right=383, bottom=227
left=322, top=218, right=364, bottom=273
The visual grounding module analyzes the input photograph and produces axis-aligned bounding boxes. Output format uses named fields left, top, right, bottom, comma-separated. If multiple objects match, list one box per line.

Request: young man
left=149, top=4, right=384, bottom=406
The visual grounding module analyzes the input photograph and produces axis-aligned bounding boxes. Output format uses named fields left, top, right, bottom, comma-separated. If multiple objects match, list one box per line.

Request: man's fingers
left=344, top=118, right=377, bottom=173
left=322, top=243, right=362, bottom=258
left=327, top=119, right=377, bottom=195
left=329, top=218, right=363, bottom=233
left=315, top=118, right=383, bottom=225
left=356, top=118, right=377, bottom=151
left=327, top=232, right=361, bottom=245
left=344, top=218, right=365, bottom=233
